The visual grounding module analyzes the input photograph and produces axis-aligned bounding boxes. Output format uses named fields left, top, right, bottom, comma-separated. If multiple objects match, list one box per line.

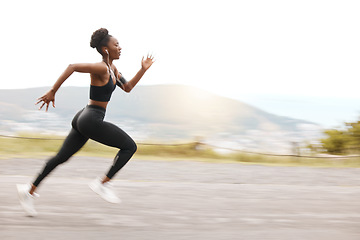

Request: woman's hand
left=36, top=89, right=56, bottom=111
left=141, top=54, right=155, bottom=71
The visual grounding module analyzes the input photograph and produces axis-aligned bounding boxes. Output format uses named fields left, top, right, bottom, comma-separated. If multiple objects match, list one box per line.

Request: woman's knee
left=122, top=139, right=137, bottom=154
left=129, top=141, right=137, bottom=154
left=46, top=155, right=67, bottom=169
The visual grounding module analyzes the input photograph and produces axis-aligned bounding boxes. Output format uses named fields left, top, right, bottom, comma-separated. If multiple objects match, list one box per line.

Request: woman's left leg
left=80, top=119, right=137, bottom=203
left=75, top=105, right=137, bottom=203
left=83, top=120, right=137, bottom=179
left=76, top=106, right=137, bottom=179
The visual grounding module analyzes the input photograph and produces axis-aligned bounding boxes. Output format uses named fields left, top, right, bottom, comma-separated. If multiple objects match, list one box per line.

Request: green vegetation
left=1, top=133, right=359, bottom=168
left=0, top=134, right=118, bottom=158
left=310, top=120, right=360, bottom=155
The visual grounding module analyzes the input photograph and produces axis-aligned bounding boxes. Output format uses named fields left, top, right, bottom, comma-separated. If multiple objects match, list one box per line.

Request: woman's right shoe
left=89, top=178, right=121, bottom=204
left=16, top=184, right=38, bottom=217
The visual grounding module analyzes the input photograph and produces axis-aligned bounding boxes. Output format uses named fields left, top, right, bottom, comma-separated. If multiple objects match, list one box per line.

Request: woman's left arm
left=116, top=55, right=155, bottom=93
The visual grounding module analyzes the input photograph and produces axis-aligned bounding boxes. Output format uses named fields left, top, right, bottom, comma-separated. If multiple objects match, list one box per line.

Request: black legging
left=33, top=105, right=137, bottom=187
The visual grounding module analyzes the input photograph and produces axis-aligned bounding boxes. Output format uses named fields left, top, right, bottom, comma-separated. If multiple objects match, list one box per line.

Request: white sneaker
left=16, top=184, right=39, bottom=217
left=89, top=178, right=121, bottom=204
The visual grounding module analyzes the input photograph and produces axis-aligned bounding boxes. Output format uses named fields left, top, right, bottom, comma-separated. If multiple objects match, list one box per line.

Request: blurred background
left=0, top=0, right=360, bottom=161
left=1, top=2, right=360, bottom=239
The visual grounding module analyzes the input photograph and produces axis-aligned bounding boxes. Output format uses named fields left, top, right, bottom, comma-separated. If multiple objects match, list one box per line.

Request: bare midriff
left=88, top=99, right=109, bottom=109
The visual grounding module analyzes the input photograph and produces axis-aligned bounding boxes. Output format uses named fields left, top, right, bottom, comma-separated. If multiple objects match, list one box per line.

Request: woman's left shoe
left=89, top=178, right=121, bottom=204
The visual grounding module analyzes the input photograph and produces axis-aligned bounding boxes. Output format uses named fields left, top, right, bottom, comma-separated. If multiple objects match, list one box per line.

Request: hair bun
left=90, top=28, right=109, bottom=48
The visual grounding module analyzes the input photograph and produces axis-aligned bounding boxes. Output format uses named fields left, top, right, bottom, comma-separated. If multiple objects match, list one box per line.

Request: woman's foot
left=16, top=184, right=39, bottom=217
left=89, top=178, right=121, bottom=204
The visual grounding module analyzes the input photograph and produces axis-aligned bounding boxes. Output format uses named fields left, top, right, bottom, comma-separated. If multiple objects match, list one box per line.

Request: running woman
left=16, top=28, right=155, bottom=216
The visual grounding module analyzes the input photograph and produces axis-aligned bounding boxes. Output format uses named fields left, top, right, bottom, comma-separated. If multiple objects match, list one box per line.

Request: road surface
left=0, top=157, right=360, bottom=239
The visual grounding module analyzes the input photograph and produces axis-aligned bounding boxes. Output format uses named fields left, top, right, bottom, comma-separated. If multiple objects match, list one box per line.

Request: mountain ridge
left=0, top=85, right=321, bottom=152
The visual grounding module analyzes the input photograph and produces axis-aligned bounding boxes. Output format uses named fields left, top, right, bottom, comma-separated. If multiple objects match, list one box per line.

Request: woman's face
left=107, top=37, right=122, bottom=59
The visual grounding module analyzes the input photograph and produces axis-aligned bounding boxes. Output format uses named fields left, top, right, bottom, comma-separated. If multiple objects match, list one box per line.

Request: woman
left=16, top=28, right=155, bottom=216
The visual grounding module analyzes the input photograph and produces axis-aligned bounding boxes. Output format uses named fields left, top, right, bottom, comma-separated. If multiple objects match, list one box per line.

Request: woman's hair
left=90, top=28, right=112, bottom=54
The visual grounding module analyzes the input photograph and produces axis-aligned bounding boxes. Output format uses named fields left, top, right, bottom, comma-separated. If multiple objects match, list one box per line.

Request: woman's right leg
left=32, top=127, right=89, bottom=188
left=17, top=109, right=89, bottom=216
left=31, top=108, right=89, bottom=190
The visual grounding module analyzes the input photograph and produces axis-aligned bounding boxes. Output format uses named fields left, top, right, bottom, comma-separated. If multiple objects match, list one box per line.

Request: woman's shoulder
left=111, top=64, right=121, bottom=76
left=95, top=61, right=108, bottom=69
left=87, top=62, right=109, bottom=75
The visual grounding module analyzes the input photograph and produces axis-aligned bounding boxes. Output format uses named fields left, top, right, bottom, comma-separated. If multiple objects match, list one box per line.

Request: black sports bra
left=89, top=70, right=127, bottom=102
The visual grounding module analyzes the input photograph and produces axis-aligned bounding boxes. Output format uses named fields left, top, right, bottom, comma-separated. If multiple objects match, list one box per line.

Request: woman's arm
left=36, top=62, right=107, bottom=111
left=52, top=63, right=107, bottom=93
left=115, top=55, right=155, bottom=93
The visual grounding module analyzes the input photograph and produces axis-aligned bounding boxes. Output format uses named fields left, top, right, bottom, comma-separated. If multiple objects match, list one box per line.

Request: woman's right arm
left=36, top=62, right=107, bottom=111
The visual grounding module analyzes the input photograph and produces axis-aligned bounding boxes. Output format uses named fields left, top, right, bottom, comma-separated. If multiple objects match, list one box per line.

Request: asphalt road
left=0, top=156, right=360, bottom=240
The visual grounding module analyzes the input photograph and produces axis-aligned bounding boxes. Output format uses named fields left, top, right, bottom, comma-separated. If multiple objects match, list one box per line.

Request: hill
left=0, top=85, right=321, bottom=152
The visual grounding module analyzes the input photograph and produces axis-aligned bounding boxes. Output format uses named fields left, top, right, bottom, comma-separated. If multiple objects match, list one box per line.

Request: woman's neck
left=102, top=57, right=113, bottom=66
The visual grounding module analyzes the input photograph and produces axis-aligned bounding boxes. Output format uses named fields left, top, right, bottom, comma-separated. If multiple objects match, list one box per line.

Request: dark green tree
left=321, top=129, right=350, bottom=154
left=320, top=120, right=360, bottom=155
left=345, top=121, right=360, bottom=153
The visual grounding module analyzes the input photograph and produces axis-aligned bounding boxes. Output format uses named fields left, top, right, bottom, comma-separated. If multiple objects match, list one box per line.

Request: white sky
left=1, top=0, right=360, bottom=101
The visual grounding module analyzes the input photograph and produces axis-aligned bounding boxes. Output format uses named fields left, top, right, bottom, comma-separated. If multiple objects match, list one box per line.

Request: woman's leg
left=84, top=121, right=137, bottom=180
left=86, top=121, right=136, bottom=203
left=17, top=109, right=89, bottom=216
left=73, top=105, right=136, bottom=203
left=32, top=108, right=89, bottom=189
left=95, top=122, right=137, bottom=180
left=77, top=106, right=137, bottom=181
left=32, top=128, right=89, bottom=188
